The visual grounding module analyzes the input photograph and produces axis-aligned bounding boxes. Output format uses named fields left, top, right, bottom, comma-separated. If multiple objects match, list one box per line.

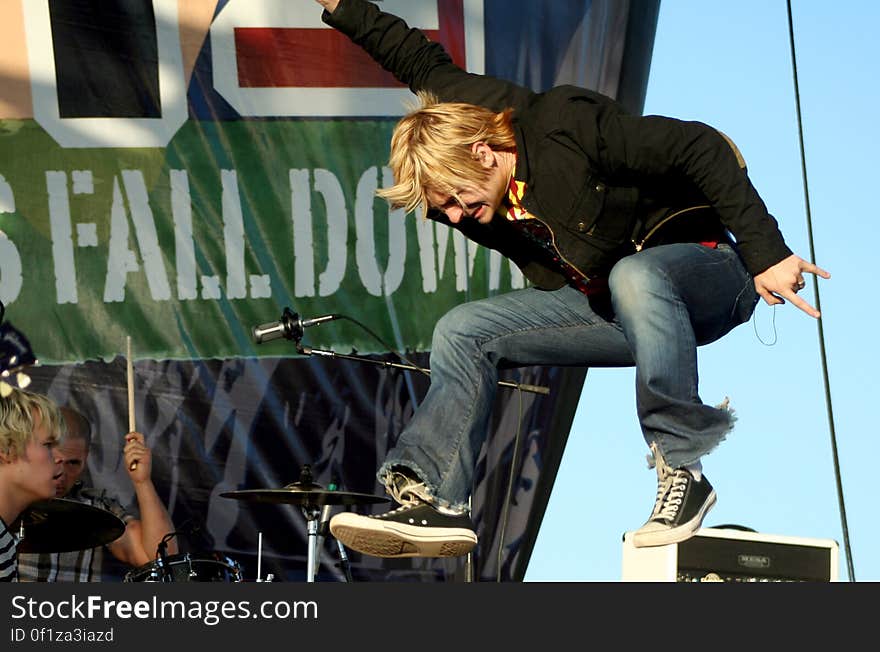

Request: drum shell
left=124, top=552, right=242, bottom=582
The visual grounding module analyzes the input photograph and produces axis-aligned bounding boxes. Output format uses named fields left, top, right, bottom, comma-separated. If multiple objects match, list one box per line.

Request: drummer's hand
left=124, top=432, right=151, bottom=484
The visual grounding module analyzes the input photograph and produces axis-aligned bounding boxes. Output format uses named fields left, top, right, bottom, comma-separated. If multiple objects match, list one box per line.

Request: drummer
left=16, top=406, right=177, bottom=582
left=0, top=390, right=64, bottom=582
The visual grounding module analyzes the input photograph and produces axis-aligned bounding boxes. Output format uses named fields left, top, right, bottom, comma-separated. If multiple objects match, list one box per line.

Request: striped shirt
left=0, top=516, right=17, bottom=582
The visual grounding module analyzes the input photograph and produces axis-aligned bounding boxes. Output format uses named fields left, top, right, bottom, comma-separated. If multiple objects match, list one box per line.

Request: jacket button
left=577, top=221, right=588, bottom=233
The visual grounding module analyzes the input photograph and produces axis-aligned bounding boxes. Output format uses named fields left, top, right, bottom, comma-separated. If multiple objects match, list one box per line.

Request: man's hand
left=315, top=0, right=340, bottom=13
left=124, top=432, right=151, bottom=484
left=753, top=253, right=831, bottom=318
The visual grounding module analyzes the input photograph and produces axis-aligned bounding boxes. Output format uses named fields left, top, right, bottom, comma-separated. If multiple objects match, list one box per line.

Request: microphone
left=155, top=521, right=200, bottom=558
left=252, top=307, right=340, bottom=344
left=156, top=531, right=176, bottom=582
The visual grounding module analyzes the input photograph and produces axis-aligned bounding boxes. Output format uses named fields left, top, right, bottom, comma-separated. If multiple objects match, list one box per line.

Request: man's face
left=6, top=411, right=61, bottom=504
left=53, top=436, right=88, bottom=498
left=427, top=144, right=512, bottom=225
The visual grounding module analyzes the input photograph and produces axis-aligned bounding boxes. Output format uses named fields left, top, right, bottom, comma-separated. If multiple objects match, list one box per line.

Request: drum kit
left=220, top=464, right=387, bottom=582
left=14, top=464, right=386, bottom=583
left=15, top=498, right=126, bottom=553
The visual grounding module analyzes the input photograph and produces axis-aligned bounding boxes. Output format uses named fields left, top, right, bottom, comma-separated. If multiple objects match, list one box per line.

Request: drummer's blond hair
left=0, top=390, right=63, bottom=460
left=377, top=91, right=516, bottom=215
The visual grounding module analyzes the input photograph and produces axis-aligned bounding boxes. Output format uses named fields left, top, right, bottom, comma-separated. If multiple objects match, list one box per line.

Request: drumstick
left=126, top=336, right=138, bottom=471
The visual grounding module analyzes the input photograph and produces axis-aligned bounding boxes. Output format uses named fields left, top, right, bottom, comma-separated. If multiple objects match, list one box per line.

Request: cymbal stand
left=287, top=464, right=321, bottom=583
left=302, top=495, right=354, bottom=582
left=303, top=503, right=322, bottom=583
left=288, top=464, right=332, bottom=583
left=255, top=532, right=265, bottom=582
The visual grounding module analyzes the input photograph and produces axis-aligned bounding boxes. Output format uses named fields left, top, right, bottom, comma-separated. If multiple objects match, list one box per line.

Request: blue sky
left=525, top=1, right=878, bottom=582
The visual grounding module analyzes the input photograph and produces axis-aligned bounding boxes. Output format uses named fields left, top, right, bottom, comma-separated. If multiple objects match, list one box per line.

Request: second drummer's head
left=53, top=406, right=92, bottom=497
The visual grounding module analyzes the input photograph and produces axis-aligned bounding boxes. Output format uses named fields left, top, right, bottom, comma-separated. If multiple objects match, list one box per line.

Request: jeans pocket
left=732, top=276, right=759, bottom=325
left=716, top=244, right=758, bottom=326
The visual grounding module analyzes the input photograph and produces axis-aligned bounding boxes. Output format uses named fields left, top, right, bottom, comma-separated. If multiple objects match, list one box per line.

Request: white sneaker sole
left=631, top=490, right=717, bottom=548
left=331, top=513, right=477, bottom=558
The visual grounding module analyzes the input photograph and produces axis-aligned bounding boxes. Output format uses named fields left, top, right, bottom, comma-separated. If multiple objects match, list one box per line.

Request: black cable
left=496, top=387, right=524, bottom=582
left=286, top=310, right=547, bottom=394
left=335, top=314, right=431, bottom=377
left=786, top=0, right=855, bottom=581
left=752, top=302, right=778, bottom=346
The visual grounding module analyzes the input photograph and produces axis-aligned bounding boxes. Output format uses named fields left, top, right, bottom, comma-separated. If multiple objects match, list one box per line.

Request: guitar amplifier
left=621, top=527, right=839, bottom=582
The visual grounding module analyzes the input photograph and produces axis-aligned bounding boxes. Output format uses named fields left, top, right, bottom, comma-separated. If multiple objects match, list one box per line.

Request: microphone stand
left=253, top=307, right=550, bottom=396
left=313, top=477, right=355, bottom=583
left=335, top=536, right=354, bottom=583
left=252, top=308, right=550, bottom=580
left=297, top=344, right=550, bottom=396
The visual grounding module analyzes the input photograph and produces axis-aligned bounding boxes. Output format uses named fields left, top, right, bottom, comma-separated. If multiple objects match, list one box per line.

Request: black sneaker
left=330, top=502, right=478, bottom=558
left=632, top=445, right=716, bottom=548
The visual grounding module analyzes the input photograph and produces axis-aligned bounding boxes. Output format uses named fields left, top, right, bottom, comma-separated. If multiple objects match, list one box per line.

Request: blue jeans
left=378, top=243, right=759, bottom=511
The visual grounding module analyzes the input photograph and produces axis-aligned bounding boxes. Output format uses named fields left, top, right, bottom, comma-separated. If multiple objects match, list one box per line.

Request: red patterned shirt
left=499, top=177, right=608, bottom=295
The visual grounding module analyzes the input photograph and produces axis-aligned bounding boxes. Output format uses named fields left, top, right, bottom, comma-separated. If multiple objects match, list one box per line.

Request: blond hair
left=378, top=91, right=516, bottom=214
left=0, top=390, right=63, bottom=460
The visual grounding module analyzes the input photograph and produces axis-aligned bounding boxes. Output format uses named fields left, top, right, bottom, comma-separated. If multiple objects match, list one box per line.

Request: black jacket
left=324, top=0, right=793, bottom=289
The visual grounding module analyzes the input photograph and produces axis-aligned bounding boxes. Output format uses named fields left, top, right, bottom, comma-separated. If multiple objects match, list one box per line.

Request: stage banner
left=1, top=0, right=657, bottom=581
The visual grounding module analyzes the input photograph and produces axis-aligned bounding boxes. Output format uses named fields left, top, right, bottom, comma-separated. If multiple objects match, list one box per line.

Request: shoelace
left=647, top=442, right=673, bottom=517
left=372, top=482, right=433, bottom=521
left=655, top=471, right=689, bottom=521
left=649, top=475, right=672, bottom=517
left=386, top=472, right=430, bottom=507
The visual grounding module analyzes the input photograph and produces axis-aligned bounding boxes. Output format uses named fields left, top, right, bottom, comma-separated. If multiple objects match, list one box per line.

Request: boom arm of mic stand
left=297, top=344, right=550, bottom=396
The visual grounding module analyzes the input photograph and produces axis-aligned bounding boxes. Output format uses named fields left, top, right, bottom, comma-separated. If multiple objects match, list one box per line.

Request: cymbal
left=14, top=498, right=126, bottom=553
left=220, top=485, right=389, bottom=507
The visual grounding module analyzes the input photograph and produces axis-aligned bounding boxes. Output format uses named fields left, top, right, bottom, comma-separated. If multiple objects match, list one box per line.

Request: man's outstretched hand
left=753, top=253, right=831, bottom=318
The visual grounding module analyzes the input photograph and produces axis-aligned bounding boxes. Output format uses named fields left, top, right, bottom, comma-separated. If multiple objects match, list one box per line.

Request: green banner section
left=0, top=119, right=525, bottom=364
